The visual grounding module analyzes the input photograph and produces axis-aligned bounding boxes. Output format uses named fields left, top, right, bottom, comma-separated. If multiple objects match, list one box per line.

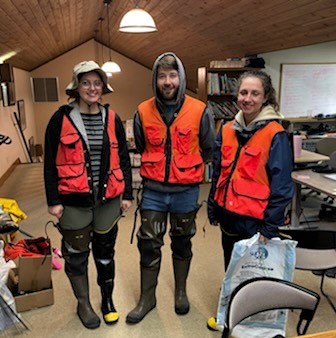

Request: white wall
left=261, top=41, right=336, bottom=101
left=0, top=67, right=37, bottom=178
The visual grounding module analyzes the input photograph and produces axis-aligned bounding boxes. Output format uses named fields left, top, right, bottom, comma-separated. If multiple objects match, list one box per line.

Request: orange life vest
left=214, top=120, right=284, bottom=219
left=138, top=95, right=206, bottom=184
left=55, top=110, right=125, bottom=199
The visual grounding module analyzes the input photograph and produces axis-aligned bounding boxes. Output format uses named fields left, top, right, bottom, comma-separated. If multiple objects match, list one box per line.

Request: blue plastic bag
left=216, top=233, right=297, bottom=338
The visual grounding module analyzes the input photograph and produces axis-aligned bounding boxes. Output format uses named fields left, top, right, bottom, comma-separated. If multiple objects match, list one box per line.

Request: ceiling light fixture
left=119, top=0, right=157, bottom=33
left=101, top=0, right=121, bottom=75
left=0, top=51, right=17, bottom=63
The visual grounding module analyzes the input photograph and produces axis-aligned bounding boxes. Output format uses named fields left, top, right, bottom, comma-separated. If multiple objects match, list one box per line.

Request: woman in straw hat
left=44, top=61, right=133, bottom=329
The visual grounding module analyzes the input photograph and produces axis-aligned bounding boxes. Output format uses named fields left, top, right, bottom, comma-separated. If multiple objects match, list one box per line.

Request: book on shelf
left=227, top=77, right=238, bottom=94
left=207, top=101, right=238, bottom=120
left=207, top=73, right=220, bottom=95
left=207, top=73, right=238, bottom=95
left=210, top=59, right=246, bottom=68
left=209, top=56, right=265, bottom=69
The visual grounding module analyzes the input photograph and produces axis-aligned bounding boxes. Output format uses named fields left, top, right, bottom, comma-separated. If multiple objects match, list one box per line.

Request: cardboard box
left=7, top=238, right=54, bottom=312
left=8, top=268, right=54, bottom=313
left=16, top=254, right=52, bottom=292
left=14, top=287, right=54, bottom=312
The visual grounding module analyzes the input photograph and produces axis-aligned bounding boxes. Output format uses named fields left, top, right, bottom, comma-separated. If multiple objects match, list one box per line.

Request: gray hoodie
left=152, top=52, right=186, bottom=107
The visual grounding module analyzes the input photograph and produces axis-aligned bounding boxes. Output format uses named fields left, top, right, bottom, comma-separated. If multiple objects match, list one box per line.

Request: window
left=31, top=77, right=59, bottom=102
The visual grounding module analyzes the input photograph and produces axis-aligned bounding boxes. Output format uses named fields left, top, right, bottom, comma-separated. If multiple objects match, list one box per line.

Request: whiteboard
left=279, top=63, right=336, bottom=118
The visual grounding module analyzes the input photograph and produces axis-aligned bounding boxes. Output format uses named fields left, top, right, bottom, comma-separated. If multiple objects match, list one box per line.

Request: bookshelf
left=129, top=149, right=142, bottom=190
left=197, top=67, right=258, bottom=131
left=123, top=118, right=142, bottom=190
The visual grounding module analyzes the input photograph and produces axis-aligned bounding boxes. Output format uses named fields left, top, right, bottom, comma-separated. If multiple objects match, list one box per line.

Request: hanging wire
left=94, top=28, right=99, bottom=62
left=105, top=0, right=112, bottom=61
left=99, top=17, right=104, bottom=66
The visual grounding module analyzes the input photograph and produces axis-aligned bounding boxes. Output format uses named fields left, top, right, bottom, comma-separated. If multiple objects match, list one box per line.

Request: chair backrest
left=222, top=277, right=320, bottom=338
left=280, top=229, right=336, bottom=271
left=280, top=229, right=336, bottom=249
left=315, top=138, right=336, bottom=156
left=329, top=150, right=336, bottom=170
left=295, top=247, right=336, bottom=271
left=281, top=229, right=336, bottom=313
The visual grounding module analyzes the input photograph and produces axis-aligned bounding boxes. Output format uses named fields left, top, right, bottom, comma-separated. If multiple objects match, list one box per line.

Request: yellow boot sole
left=207, top=316, right=218, bottom=331
left=103, top=311, right=119, bottom=325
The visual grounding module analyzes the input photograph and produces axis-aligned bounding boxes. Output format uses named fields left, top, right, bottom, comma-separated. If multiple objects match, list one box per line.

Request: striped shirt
left=81, top=112, right=104, bottom=183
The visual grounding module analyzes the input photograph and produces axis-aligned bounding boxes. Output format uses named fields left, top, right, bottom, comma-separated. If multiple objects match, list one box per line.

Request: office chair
left=300, top=150, right=336, bottom=217
left=315, top=138, right=336, bottom=156
left=280, top=229, right=336, bottom=313
left=329, top=151, right=336, bottom=170
left=221, top=277, right=320, bottom=338
left=316, top=150, right=336, bottom=219
left=300, top=138, right=336, bottom=201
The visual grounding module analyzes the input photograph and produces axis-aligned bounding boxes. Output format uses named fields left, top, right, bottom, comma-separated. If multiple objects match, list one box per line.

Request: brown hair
left=157, top=55, right=178, bottom=71
left=236, top=70, right=279, bottom=111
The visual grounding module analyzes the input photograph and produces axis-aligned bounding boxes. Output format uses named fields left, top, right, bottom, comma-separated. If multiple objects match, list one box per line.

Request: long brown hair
left=236, top=70, right=279, bottom=111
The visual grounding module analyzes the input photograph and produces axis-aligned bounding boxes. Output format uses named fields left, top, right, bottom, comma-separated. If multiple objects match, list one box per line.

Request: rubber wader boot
left=126, top=267, right=159, bottom=324
left=173, top=258, right=191, bottom=315
left=101, top=282, right=119, bottom=324
left=92, top=227, right=119, bottom=325
left=69, top=274, right=101, bottom=329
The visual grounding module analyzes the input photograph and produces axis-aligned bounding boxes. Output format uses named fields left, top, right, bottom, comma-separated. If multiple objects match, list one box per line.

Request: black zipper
left=164, top=128, right=171, bottom=182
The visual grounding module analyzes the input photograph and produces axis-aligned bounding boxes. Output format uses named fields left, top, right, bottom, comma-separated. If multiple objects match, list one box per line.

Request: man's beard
left=159, top=86, right=178, bottom=102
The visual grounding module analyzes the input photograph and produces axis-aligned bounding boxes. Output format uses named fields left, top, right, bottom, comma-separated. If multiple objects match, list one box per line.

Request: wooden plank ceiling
left=0, top=0, right=335, bottom=92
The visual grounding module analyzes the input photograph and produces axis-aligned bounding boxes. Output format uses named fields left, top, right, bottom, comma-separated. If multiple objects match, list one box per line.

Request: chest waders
left=92, top=225, right=119, bottom=325
left=126, top=207, right=198, bottom=323
left=60, top=221, right=120, bottom=328
left=60, top=225, right=101, bottom=329
left=170, top=208, right=198, bottom=315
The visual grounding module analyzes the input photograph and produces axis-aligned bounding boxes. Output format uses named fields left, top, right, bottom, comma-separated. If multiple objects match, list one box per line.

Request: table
left=290, top=169, right=336, bottom=228
left=295, top=149, right=330, bottom=164
left=291, top=150, right=331, bottom=228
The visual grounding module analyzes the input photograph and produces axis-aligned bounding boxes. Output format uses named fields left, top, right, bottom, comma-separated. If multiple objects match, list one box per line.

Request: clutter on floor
left=0, top=198, right=60, bottom=336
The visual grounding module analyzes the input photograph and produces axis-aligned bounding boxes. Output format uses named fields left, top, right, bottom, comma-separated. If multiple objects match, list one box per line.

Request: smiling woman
left=43, top=60, right=133, bottom=329
left=207, top=69, right=294, bottom=270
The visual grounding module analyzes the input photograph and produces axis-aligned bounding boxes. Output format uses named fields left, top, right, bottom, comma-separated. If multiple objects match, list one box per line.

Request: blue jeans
left=140, top=186, right=200, bottom=213
left=138, top=186, right=200, bottom=265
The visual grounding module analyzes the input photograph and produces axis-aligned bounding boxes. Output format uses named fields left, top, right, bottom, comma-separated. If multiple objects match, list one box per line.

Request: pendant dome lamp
left=101, top=0, right=121, bottom=75
left=119, top=0, right=157, bottom=33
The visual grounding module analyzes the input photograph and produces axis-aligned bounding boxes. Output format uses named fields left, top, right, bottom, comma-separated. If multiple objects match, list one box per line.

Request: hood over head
left=235, top=104, right=284, bottom=128
left=152, top=52, right=186, bottom=106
